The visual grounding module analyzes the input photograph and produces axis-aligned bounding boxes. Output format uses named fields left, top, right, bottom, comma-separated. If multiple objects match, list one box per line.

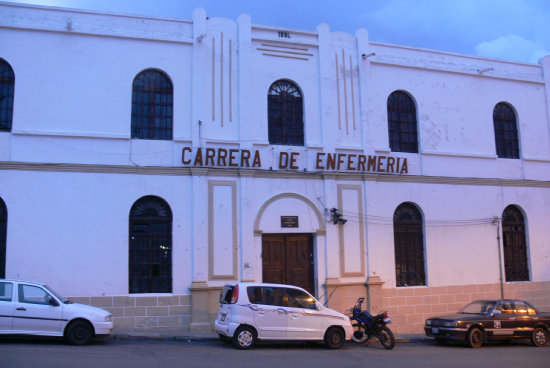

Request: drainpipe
left=494, top=216, right=504, bottom=299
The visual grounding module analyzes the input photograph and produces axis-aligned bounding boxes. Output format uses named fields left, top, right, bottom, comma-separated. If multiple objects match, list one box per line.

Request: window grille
left=129, top=196, right=172, bottom=293
left=387, top=91, right=418, bottom=153
left=502, top=205, right=529, bottom=281
left=0, top=59, right=14, bottom=132
left=394, top=203, right=425, bottom=287
left=493, top=102, right=519, bottom=159
left=268, top=80, right=304, bottom=146
left=131, top=69, right=173, bottom=140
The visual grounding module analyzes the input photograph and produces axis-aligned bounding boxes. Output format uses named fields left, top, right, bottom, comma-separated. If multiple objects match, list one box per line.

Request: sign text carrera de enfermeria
left=182, top=146, right=408, bottom=174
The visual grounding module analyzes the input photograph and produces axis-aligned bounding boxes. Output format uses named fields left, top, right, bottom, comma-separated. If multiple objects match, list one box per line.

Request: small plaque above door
left=280, top=216, right=299, bottom=228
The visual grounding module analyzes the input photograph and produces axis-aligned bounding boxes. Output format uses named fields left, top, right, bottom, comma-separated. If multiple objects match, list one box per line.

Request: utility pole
left=493, top=216, right=504, bottom=299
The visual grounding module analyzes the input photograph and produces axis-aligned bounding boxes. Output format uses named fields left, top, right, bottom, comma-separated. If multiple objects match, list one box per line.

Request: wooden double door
left=262, top=234, right=314, bottom=295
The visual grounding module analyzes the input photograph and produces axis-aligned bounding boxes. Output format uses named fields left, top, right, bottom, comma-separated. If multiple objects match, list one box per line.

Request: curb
left=108, top=333, right=428, bottom=344
left=109, top=334, right=219, bottom=342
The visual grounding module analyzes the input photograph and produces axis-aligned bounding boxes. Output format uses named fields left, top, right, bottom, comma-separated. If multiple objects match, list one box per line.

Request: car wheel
left=66, top=320, right=93, bottom=345
left=324, top=327, right=345, bottom=349
left=467, top=327, right=483, bottom=349
left=531, top=327, right=547, bottom=347
left=233, top=326, right=256, bottom=350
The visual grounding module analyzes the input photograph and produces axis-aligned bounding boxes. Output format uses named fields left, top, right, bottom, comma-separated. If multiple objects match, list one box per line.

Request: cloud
left=5, top=0, right=550, bottom=63
left=353, top=0, right=550, bottom=63
left=475, top=34, right=550, bottom=63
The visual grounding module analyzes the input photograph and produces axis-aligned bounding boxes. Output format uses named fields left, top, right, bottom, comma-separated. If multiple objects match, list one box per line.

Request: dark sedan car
left=425, top=299, right=549, bottom=348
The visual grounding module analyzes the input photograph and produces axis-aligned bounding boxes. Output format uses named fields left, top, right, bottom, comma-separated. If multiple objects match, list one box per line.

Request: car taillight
left=230, top=285, right=239, bottom=304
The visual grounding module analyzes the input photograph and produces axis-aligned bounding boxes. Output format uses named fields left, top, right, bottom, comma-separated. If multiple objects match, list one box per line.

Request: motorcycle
left=347, top=297, right=395, bottom=349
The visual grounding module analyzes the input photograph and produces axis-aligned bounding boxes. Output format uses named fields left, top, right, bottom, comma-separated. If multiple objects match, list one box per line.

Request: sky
left=3, top=0, right=550, bottom=64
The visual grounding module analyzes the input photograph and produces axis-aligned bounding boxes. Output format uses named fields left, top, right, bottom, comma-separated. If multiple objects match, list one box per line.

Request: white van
left=214, top=282, right=353, bottom=349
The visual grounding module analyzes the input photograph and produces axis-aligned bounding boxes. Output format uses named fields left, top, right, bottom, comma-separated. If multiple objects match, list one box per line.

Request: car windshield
left=458, top=301, right=495, bottom=314
left=44, top=285, right=71, bottom=304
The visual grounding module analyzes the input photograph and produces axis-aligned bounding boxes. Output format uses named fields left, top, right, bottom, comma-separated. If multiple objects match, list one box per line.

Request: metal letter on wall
left=209, top=180, right=238, bottom=280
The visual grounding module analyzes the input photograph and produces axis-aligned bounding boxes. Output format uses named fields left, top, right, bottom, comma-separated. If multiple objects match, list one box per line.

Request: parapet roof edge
left=370, top=41, right=542, bottom=68
left=1, top=1, right=545, bottom=67
left=0, top=1, right=192, bottom=24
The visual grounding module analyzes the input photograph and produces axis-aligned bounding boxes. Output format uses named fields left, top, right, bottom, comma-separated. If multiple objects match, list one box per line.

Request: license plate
left=383, top=317, right=391, bottom=324
left=432, top=327, right=439, bottom=334
left=220, top=313, right=226, bottom=322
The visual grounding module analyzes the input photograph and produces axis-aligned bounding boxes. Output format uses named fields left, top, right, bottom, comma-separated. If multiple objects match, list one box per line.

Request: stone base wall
left=188, top=284, right=223, bottom=332
left=324, top=277, right=385, bottom=319
left=324, top=280, right=550, bottom=335
left=70, top=281, right=550, bottom=336
left=382, top=281, right=550, bottom=334
left=325, top=282, right=367, bottom=316
left=69, top=295, right=192, bottom=336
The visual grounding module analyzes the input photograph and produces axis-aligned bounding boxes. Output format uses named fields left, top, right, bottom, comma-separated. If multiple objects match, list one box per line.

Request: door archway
left=254, top=193, right=325, bottom=296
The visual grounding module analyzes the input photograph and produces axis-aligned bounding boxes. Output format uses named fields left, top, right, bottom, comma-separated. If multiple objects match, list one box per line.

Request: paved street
left=0, top=337, right=548, bottom=368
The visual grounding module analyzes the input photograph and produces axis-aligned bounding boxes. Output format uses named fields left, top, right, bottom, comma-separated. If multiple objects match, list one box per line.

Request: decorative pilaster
left=237, top=13, right=252, bottom=146
left=192, top=8, right=208, bottom=147
left=189, top=281, right=211, bottom=332
left=366, top=275, right=384, bottom=313
left=542, top=55, right=550, bottom=136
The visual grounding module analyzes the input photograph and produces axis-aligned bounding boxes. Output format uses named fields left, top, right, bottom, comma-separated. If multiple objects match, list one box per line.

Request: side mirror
left=47, top=296, right=60, bottom=307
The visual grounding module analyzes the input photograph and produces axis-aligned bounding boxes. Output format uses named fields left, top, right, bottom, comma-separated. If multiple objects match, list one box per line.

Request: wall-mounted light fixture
left=330, top=208, right=347, bottom=225
left=196, top=33, right=207, bottom=42
left=66, top=19, right=73, bottom=31
left=362, top=52, right=375, bottom=60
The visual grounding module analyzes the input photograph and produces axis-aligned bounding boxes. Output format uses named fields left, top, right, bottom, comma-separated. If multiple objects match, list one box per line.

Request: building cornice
left=2, top=161, right=549, bottom=188
left=0, top=1, right=193, bottom=44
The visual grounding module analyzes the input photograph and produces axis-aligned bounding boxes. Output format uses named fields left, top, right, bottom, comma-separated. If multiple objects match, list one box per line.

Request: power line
left=335, top=210, right=495, bottom=227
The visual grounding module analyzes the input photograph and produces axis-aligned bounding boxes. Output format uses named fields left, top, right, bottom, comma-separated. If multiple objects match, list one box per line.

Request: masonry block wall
left=382, top=281, right=550, bottom=334
left=70, top=295, right=192, bottom=335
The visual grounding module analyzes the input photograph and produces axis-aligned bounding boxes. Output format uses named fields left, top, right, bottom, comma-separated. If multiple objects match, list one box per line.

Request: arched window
left=129, top=196, right=172, bottom=293
left=493, top=102, right=519, bottom=159
left=131, top=69, right=173, bottom=140
left=394, top=203, right=425, bottom=287
left=0, top=59, right=15, bottom=132
left=0, top=197, right=7, bottom=278
left=268, top=80, right=304, bottom=146
left=502, top=205, right=529, bottom=281
left=387, top=91, right=418, bottom=153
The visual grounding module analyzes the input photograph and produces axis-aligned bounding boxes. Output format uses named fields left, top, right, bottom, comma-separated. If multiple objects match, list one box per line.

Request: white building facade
left=1, top=2, right=549, bottom=335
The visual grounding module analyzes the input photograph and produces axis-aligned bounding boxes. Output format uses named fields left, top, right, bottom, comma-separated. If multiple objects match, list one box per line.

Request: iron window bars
left=387, top=91, right=418, bottom=153
left=131, top=69, right=173, bottom=140
left=268, top=80, right=304, bottom=146
left=129, top=196, right=172, bottom=293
